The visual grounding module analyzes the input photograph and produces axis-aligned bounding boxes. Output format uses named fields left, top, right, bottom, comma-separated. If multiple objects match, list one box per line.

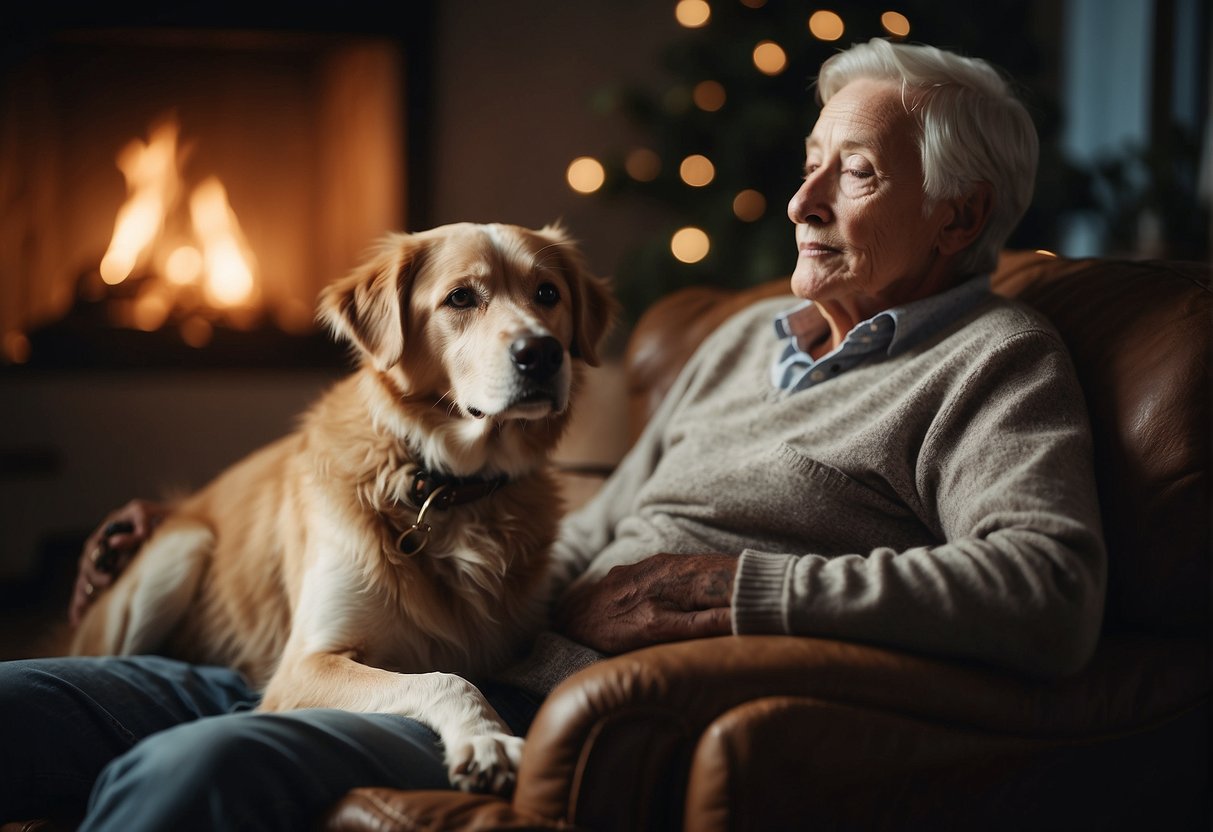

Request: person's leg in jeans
left=1, top=654, right=542, bottom=831
left=0, top=654, right=258, bottom=823
left=82, top=683, right=544, bottom=831
left=82, top=707, right=454, bottom=832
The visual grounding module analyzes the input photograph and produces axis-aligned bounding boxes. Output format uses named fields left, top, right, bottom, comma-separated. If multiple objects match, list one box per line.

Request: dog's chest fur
left=285, top=374, right=560, bottom=677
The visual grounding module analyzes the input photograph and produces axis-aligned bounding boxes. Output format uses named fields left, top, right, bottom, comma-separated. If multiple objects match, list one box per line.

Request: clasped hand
left=555, top=553, right=738, bottom=655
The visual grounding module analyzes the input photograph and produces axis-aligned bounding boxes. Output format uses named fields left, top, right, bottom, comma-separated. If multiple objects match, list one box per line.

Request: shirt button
left=869, top=322, right=881, bottom=332
left=809, top=370, right=825, bottom=382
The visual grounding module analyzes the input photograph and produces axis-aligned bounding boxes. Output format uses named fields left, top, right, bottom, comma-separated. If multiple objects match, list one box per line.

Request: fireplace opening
left=2, top=12, right=430, bottom=369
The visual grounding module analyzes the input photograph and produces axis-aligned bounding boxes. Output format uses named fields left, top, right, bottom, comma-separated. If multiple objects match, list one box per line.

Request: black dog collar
left=408, top=468, right=508, bottom=511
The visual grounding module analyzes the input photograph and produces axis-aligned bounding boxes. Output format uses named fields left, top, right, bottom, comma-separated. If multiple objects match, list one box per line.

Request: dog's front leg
left=261, top=650, right=523, bottom=794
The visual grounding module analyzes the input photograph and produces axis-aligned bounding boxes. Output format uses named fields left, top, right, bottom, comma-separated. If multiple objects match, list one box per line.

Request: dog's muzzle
left=509, top=335, right=563, bottom=381
left=465, top=334, right=568, bottom=419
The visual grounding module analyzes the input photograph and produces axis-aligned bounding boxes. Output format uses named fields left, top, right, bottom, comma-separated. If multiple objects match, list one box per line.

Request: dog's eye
left=535, top=282, right=560, bottom=307
left=444, top=288, right=476, bottom=309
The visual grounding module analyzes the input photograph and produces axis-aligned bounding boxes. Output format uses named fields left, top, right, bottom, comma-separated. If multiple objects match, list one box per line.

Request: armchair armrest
left=324, top=634, right=1208, bottom=830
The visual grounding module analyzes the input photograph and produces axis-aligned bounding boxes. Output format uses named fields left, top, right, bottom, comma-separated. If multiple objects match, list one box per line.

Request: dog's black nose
left=510, top=335, right=563, bottom=380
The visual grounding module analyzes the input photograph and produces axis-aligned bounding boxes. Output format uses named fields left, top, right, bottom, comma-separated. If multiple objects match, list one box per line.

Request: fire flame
left=98, top=115, right=258, bottom=322
left=191, top=177, right=256, bottom=307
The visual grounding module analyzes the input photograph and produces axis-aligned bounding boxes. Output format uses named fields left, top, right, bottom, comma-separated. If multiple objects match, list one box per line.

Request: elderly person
left=549, top=37, right=1104, bottom=680
left=3, top=38, right=1103, bottom=831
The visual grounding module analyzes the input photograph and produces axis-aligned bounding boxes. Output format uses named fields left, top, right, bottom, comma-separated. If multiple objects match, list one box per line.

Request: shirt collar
left=883, top=272, right=991, bottom=355
left=772, top=272, right=991, bottom=358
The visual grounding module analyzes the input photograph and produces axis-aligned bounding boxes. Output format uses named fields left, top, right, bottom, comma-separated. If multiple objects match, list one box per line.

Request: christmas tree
left=570, top=0, right=1066, bottom=324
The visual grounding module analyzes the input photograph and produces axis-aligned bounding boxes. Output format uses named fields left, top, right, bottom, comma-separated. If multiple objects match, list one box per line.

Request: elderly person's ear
left=937, top=182, right=993, bottom=256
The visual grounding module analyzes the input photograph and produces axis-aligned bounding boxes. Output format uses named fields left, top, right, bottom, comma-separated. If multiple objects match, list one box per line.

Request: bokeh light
left=625, top=148, right=662, bottom=182
left=733, top=189, right=767, bottom=222
left=693, top=80, right=727, bottom=112
left=671, top=227, right=711, bottom=263
left=752, top=41, right=788, bottom=75
left=675, top=0, right=711, bottom=28
left=679, top=154, right=716, bottom=187
left=880, top=11, right=910, bottom=37
left=808, top=10, right=845, bottom=41
left=132, top=290, right=170, bottom=331
left=566, top=156, right=606, bottom=194
left=180, top=316, right=213, bottom=348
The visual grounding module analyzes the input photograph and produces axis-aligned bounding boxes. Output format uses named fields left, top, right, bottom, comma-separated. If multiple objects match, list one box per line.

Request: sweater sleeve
left=733, top=329, right=1107, bottom=678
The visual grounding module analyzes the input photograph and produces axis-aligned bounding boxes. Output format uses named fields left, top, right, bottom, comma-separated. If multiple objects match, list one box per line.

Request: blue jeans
left=0, top=655, right=541, bottom=831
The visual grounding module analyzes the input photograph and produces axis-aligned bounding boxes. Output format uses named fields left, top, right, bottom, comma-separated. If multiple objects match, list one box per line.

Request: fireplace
left=0, top=9, right=435, bottom=585
left=1, top=9, right=431, bottom=368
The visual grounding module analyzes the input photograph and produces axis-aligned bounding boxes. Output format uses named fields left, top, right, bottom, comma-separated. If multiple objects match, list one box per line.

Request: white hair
left=816, top=38, right=1039, bottom=275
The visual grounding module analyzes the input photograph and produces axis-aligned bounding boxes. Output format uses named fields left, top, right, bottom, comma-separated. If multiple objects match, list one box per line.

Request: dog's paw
left=447, top=732, right=525, bottom=795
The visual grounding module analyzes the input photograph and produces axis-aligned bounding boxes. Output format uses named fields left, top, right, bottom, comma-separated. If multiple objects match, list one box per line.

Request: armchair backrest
left=991, top=252, right=1210, bottom=637
left=624, top=251, right=1211, bottom=639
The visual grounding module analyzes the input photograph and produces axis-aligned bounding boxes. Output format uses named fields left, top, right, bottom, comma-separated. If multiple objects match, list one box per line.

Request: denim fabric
left=0, top=655, right=541, bottom=831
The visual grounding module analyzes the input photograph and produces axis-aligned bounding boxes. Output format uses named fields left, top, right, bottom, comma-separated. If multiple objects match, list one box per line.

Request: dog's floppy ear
left=317, top=233, right=423, bottom=371
left=538, top=222, right=618, bottom=367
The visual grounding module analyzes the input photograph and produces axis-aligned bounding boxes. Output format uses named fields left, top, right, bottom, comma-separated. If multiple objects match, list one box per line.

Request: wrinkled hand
left=556, top=553, right=737, bottom=655
left=69, top=499, right=170, bottom=627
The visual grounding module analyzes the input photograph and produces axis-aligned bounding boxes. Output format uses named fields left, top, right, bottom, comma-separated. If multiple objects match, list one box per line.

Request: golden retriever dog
left=70, top=221, right=615, bottom=793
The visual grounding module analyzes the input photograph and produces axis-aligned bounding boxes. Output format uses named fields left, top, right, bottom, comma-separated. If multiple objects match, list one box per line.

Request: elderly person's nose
left=788, top=174, right=832, bottom=224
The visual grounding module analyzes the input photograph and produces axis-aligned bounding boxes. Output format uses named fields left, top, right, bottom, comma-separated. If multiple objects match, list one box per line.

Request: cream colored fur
left=70, top=221, right=615, bottom=793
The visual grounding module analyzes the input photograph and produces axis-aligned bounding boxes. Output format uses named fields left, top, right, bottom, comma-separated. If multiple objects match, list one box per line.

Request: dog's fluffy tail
left=71, top=517, right=214, bottom=657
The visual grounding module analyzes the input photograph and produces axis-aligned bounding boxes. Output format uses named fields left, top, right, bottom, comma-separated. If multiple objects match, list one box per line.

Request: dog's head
left=318, top=222, right=615, bottom=428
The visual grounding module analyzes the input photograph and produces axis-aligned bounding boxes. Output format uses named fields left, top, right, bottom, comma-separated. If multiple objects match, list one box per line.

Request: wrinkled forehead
left=807, top=78, right=922, bottom=158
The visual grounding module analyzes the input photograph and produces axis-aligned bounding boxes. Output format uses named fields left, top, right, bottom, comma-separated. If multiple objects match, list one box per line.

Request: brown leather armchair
left=321, top=251, right=1211, bottom=831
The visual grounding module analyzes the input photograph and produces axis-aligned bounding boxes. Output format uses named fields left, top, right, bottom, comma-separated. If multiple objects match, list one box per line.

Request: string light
left=679, top=154, right=716, bottom=187
left=752, top=41, right=788, bottom=75
left=880, top=11, right=910, bottom=37
left=733, top=189, right=767, bottom=221
left=808, top=10, right=845, bottom=41
left=671, top=227, right=710, bottom=263
left=675, top=0, right=711, bottom=28
left=693, top=80, right=727, bottom=112
left=567, top=156, right=606, bottom=194
left=625, top=148, right=661, bottom=182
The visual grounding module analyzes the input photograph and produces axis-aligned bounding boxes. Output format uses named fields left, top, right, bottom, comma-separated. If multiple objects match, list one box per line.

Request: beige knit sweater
left=531, top=291, right=1105, bottom=688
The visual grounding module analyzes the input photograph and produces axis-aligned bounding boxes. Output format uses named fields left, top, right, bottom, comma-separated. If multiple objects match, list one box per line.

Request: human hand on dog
left=556, top=553, right=736, bottom=655
left=69, top=499, right=170, bottom=627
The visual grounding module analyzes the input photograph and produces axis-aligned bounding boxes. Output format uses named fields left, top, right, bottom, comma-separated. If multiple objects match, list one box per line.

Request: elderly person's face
left=787, top=78, right=955, bottom=312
